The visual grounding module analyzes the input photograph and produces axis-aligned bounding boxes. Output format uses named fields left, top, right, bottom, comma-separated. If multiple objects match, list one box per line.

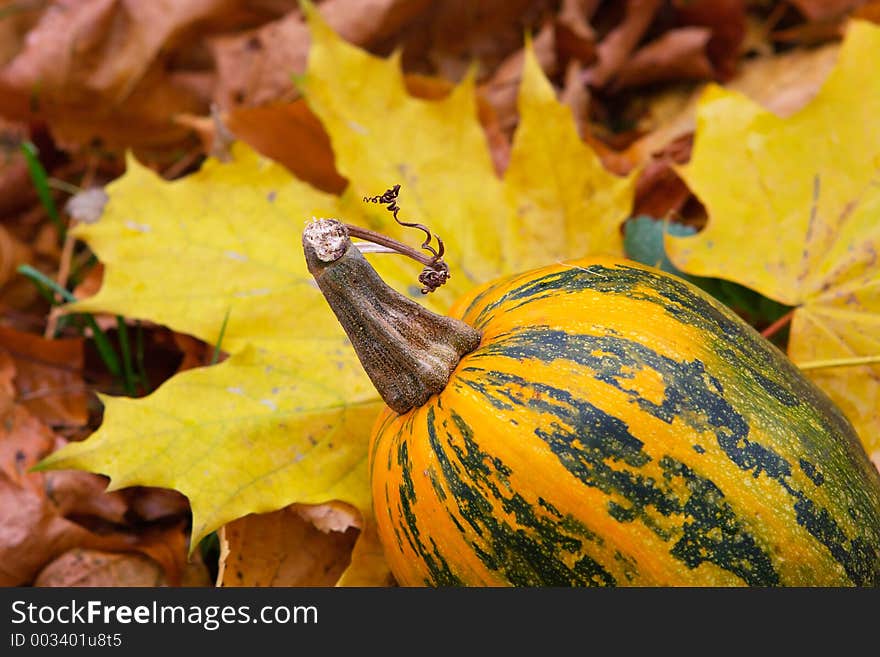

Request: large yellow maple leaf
left=36, top=7, right=634, bottom=583
left=666, top=19, right=880, bottom=455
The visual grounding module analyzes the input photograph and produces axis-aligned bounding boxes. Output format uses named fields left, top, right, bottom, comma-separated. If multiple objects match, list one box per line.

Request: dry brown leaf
left=35, top=545, right=212, bottom=586
left=673, top=0, right=747, bottom=79
left=225, top=100, right=347, bottom=194
left=585, top=0, right=663, bottom=88
left=171, top=332, right=214, bottom=373
left=211, top=0, right=431, bottom=108
left=633, top=133, right=693, bottom=219
left=294, top=500, right=360, bottom=533
left=129, top=524, right=194, bottom=586
left=0, top=0, right=276, bottom=150
left=560, top=59, right=590, bottom=138
left=853, top=0, right=880, bottom=23
left=34, top=548, right=165, bottom=586
left=42, top=469, right=128, bottom=525
left=614, top=26, right=714, bottom=91
left=72, top=261, right=103, bottom=300
left=0, top=325, right=87, bottom=427
left=400, top=0, right=553, bottom=83
left=218, top=504, right=358, bottom=587
left=788, top=0, right=866, bottom=21
left=0, top=0, right=41, bottom=66
left=0, top=346, right=193, bottom=585
left=0, top=404, right=133, bottom=586
left=0, top=225, right=32, bottom=291
left=479, top=20, right=556, bottom=134
left=126, top=487, right=191, bottom=523
left=628, top=38, right=841, bottom=165
left=556, top=0, right=599, bottom=62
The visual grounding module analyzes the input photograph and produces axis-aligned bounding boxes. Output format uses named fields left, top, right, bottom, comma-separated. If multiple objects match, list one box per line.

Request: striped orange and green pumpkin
left=303, top=220, right=880, bottom=586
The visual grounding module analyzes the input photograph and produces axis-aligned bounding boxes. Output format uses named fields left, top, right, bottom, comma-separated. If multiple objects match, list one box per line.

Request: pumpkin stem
left=302, top=218, right=482, bottom=414
left=360, top=184, right=450, bottom=294
left=344, top=223, right=451, bottom=294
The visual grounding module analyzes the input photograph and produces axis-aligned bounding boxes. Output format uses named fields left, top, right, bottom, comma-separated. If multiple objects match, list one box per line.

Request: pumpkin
left=303, top=219, right=880, bottom=587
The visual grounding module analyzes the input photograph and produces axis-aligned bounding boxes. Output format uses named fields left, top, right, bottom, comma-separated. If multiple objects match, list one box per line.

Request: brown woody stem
left=345, top=224, right=435, bottom=267
left=345, top=223, right=451, bottom=294
left=303, top=219, right=482, bottom=414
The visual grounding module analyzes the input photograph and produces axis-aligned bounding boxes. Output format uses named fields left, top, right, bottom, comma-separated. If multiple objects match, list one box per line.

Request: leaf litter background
left=1, top=0, right=879, bottom=587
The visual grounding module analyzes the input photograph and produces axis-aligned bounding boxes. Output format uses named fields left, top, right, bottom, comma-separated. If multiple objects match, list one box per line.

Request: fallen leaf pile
left=1, top=0, right=878, bottom=587
left=0, top=325, right=209, bottom=586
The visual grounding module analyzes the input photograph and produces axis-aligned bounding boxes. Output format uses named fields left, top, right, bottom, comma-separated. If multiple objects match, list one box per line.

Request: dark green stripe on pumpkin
left=458, top=367, right=779, bottom=585
left=458, top=324, right=880, bottom=584
left=392, top=421, right=462, bottom=586
left=470, top=327, right=788, bottom=479
left=476, top=263, right=854, bottom=442
left=425, top=407, right=616, bottom=586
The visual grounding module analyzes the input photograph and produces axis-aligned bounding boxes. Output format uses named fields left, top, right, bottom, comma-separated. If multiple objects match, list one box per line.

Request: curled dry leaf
left=218, top=504, right=360, bottom=587
left=125, top=487, right=192, bottom=523
left=399, top=0, right=554, bottom=83
left=560, top=59, right=590, bottom=138
left=42, top=469, right=128, bottom=525
left=585, top=0, right=746, bottom=91
left=295, top=500, right=360, bottom=533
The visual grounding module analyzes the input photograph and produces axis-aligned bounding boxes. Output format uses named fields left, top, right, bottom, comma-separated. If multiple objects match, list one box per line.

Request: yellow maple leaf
left=666, top=19, right=880, bottom=454
left=36, top=7, right=634, bottom=584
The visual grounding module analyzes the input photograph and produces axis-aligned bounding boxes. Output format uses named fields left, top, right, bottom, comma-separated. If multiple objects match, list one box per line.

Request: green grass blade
left=211, top=308, right=231, bottom=365
left=17, top=263, right=75, bottom=303
left=17, top=264, right=123, bottom=381
left=20, top=141, right=66, bottom=241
